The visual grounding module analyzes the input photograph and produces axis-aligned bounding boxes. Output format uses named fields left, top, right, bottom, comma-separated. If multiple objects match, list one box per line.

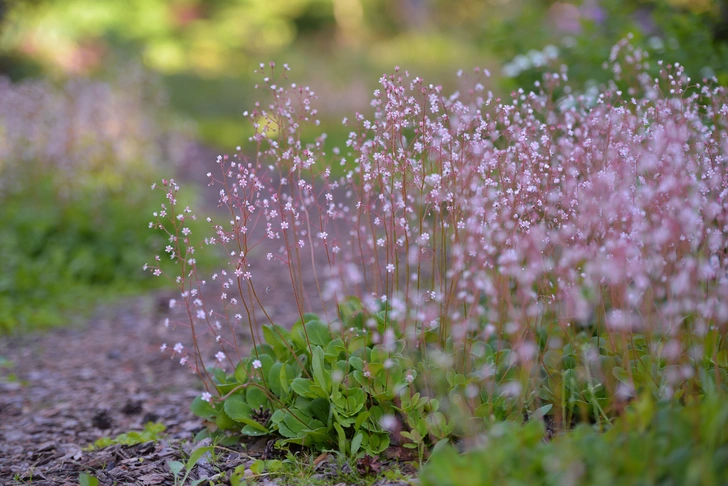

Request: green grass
left=0, top=171, right=218, bottom=334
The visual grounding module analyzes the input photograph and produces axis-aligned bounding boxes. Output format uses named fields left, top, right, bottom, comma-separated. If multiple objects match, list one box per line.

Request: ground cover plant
left=147, top=40, right=728, bottom=482
left=0, top=71, right=212, bottom=333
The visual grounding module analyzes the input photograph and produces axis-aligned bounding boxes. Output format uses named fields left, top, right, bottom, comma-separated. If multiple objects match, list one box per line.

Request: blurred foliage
left=422, top=390, right=728, bottom=486
left=0, top=172, right=217, bottom=334
left=0, top=174, right=162, bottom=332
left=0, top=74, right=217, bottom=334
left=2, top=0, right=725, bottom=148
left=496, top=0, right=728, bottom=90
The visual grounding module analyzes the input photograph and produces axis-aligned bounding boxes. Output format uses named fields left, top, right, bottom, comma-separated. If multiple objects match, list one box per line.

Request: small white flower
left=215, top=351, right=226, bottom=362
left=252, top=359, right=262, bottom=369
left=160, top=343, right=167, bottom=352
left=386, top=263, right=395, bottom=273
left=201, top=392, right=212, bottom=403
left=173, top=342, right=184, bottom=354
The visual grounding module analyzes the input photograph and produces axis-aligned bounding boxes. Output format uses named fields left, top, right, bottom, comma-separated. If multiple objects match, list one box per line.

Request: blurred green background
left=2, top=0, right=726, bottom=148
left=1, top=0, right=726, bottom=332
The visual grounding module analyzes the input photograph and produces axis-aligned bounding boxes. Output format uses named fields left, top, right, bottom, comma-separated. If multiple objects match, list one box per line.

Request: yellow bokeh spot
left=144, top=40, right=186, bottom=74
left=256, top=115, right=280, bottom=139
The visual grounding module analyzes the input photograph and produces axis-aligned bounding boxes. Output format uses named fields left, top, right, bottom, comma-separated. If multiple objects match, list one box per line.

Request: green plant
left=168, top=445, right=214, bottom=486
left=421, top=390, right=728, bottom=486
left=190, top=299, right=440, bottom=458
left=78, top=472, right=99, bottom=486
left=85, top=422, right=167, bottom=450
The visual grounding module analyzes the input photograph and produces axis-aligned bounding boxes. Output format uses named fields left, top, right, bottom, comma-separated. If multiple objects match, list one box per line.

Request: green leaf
left=254, top=354, right=275, bottom=378
left=270, top=409, right=285, bottom=424
left=310, top=398, right=330, bottom=424
left=355, top=411, right=370, bottom=431
left=370, top=346, right=388, bottom=364
left=370, top=433, right=390, bottom=453
left=237, top=416, right=269, bottom=432
left=79, top=473, right=99, bottom=486
left=263, top=324, right=292, bottom=360
left=223, top=395, right=252, bottom=422
left=304, top=426, right=332, bottom=444
left=351, top=432, right=363, bottom=456
left=190, top=396, right=217, bottom=420
left=186, top=445, right=213, bottom=472
left=212, top=367, right=229, bottom=384
left=531, top=404, right=553, bottom=420
left=312, top=346, right=330, bottom=393
left=334, top=422, right=347, bottom=454
left=250, top=459, right=265, bottom=475
left=612, top=367, right=632, bottom=386
left=247, top=386, right=269, bottom=409
left=216, top=410, right=238, bottom=430
left=168, top=460, right=184, bottom=477
left=266, top=459, right=283, bottom=472
left=234, top=362, right=248, bottom=383
left=283, top=410, right=310, bottom=435
left=348, top=335, right=367, bottom=354
left=306, top=320, right=333, bottom=347
left=242, top=424, right=268, bottom=436
left=279, top=362, right=290, bottom=396
left=290, top=321, right=307, bottom=351
left=349, top=356, right=364, bottom=371
left=277, top=421, right=297, bottom=438
left=268, top=362, right=283, bottom=397
left=291, top=377, right=315, bottom=397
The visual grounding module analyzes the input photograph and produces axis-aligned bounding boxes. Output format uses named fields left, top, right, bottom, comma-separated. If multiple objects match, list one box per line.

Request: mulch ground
left=0, top=294, right=215, bottom=484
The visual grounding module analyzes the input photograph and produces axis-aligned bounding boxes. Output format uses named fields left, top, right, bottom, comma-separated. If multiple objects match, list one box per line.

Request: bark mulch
left=0, top=295, right=218, bottom=485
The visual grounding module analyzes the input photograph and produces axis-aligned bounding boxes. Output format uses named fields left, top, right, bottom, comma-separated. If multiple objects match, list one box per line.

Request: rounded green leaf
left=223, top=394, right=252, bottom=422
left=306, top=320, right=333, bottom=347
left=190, top=396, right=217, bottom=420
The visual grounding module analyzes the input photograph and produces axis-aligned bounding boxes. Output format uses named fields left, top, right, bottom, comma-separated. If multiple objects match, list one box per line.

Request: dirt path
left=0, top=295, right=205, bottom=484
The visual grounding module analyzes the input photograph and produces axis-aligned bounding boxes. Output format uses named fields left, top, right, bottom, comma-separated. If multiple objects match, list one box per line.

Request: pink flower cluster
left=0, top=69, right=189, bottom=194
left=150, top=43, right=728, bottom=393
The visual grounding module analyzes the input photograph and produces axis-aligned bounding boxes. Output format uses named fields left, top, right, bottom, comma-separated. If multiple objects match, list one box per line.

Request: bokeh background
left=1, top=0, right=726, bottom=332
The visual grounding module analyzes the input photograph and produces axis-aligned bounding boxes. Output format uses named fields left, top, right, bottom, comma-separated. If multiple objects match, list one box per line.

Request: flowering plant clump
left=148, top=43, right=728, bottom=456
left=0, top=69, right=188, bottom=195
